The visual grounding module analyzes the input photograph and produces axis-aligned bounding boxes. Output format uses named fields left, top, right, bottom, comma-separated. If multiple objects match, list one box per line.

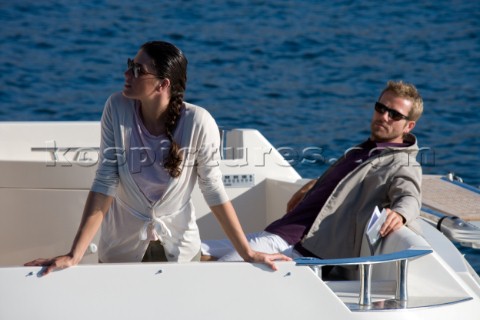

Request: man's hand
left=380, top=209, right=405, bottom=237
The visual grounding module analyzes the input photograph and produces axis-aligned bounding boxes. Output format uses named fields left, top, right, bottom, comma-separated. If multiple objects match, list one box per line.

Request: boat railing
left=421, top=207, right=480, bottom=249
left=295, top=249, right=432, bottom=308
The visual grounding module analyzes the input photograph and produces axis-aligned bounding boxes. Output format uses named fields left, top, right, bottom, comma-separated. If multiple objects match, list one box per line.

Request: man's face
left=370, top=91, right=415, bottom=143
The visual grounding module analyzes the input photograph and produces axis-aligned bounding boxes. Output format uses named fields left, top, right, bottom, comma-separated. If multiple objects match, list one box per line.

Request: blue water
left=1, top=1, right=479, bottom=272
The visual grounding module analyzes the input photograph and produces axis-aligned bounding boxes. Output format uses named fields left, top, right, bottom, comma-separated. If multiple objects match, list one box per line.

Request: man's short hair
left=379, top=80, right=423, bottom=121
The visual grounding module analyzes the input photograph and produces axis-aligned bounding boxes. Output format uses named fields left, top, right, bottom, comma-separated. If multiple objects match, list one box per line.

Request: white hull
left=2, top=260, right=480, bottom=320
left=1, top=122, right=479, bottom=319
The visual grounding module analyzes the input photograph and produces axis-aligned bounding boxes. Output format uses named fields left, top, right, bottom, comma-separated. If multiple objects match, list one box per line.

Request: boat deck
left=422, top=175, right=480, bottom=221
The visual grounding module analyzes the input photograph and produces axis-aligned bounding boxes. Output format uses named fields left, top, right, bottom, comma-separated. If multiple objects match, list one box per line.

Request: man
left=202, top=80, right=423, bottom=263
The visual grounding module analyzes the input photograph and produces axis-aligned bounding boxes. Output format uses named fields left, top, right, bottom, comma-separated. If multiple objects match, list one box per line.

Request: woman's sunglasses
left=374, top=102, right=409, bottom=121
left=127, top=58, right=157, bottom=78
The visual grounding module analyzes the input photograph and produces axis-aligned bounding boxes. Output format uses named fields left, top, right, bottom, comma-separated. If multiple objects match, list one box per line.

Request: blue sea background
left=1, top=1, right=479, bottom=273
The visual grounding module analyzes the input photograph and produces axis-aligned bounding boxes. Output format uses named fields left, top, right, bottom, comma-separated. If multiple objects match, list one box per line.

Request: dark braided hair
left=141, top=41, right=187, bottom=178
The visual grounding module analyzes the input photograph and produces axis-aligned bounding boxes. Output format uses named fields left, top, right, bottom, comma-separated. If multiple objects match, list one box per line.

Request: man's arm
left=286, top=179, right=318, bottom=212
left=381, top=166, right=422, bottom=237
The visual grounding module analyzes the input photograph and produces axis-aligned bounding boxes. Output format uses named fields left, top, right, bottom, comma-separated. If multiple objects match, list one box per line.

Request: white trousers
left=201, top=231, right=301, bottom=261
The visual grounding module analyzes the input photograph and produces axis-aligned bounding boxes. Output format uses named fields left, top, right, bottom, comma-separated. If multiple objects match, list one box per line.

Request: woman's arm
left=195, top=111, right=289, bottom=270
left=210, top=202, right=291, bottom=271
left=24, top=191, right=113, bottom=275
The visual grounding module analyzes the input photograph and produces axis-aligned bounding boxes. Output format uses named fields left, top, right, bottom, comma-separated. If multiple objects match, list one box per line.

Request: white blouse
left=91, top=92, right=229, bottom=263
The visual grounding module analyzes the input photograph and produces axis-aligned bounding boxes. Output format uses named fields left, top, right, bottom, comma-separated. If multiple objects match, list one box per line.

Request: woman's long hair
left=141, top=41, right=187, bottom=178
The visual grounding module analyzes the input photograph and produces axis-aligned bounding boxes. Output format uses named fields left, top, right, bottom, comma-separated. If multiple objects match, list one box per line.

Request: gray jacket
left=301, top=134, right=422, bottom=259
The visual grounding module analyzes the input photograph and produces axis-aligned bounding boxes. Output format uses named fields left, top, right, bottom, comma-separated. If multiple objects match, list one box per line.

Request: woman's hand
left=247, top=251, right=292, bottom=271
left=210, top=202, right=292, bottom=271
left=24, top=192, right=112, bottom=276
left=24, top=254, right=78, bottom=276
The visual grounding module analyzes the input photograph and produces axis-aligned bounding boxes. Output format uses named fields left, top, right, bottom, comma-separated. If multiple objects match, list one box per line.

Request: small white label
left=223, top=174, right=255, bottom=188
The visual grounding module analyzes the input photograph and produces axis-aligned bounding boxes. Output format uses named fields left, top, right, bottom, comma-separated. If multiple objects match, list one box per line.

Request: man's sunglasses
left=374, top=102, right=409, bottom=121
left=127, top=58, right=157, bottom=78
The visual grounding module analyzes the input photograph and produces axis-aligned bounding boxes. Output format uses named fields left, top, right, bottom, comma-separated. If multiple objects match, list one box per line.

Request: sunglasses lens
left=127, top=58, right=138, bottom=78
left=375, top=102, right=386, bottom=114
left=375, top=102, right=407, bottom=121
left=390, top=111, right=402, bottom=121
left=126, top=58, right=157, bottom=79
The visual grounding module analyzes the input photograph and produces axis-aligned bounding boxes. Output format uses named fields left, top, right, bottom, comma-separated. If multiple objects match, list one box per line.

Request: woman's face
left=122, top=49, right=161, bottom=100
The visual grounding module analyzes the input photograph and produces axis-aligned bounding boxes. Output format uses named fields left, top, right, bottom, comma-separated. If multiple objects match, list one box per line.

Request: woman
left=25, top=41, right=289, bottom=274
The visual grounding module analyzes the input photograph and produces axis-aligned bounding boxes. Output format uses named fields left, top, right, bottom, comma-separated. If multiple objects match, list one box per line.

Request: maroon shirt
left=265, top=139, right=409, bottom=246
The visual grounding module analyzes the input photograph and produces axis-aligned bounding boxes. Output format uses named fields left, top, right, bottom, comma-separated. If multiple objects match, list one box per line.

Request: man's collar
left=364, top=138, right=413, bottom=149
